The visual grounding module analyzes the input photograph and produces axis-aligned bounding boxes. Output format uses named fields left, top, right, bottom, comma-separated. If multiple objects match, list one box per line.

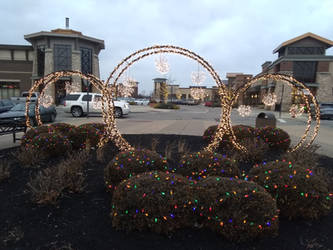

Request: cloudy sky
left=1, top=0, right=333, bottom=94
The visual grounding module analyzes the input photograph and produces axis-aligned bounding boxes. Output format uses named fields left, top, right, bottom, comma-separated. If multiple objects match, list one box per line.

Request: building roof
left=24, top=29, right=105, bottom=50
left=273, top=32, right=333, bottom=53
left=0, top=44, right=33, bottom=50
left=226, top=73, right=243, bottom=78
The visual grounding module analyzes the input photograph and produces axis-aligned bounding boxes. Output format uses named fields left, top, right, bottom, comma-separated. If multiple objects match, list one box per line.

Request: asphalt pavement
left=2, top=104, right=332, bottom=157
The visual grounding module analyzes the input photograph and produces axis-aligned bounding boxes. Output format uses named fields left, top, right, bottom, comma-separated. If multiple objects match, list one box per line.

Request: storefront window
left=0, top=81, right=20, bottom=99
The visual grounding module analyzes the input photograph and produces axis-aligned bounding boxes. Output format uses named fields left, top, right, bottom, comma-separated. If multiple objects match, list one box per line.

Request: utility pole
left=279, top=84, right=284, bottom=118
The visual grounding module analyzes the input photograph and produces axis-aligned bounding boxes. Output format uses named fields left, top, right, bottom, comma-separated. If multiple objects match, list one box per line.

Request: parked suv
left=63, top=92, right=130, bottom=118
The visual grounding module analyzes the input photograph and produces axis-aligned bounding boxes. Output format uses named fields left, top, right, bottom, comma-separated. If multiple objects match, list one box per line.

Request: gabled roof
left=273, top=32, right=333, bottom=53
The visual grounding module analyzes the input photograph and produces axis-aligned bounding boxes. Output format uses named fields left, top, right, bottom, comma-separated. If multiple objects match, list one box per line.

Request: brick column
left=72, top=50, right=81, bottom=92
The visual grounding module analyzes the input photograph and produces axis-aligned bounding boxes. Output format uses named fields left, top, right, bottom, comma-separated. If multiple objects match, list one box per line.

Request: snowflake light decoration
left=118, top=84, right=134, bottom=97
left=40, top=92, right=53, bottom=108
left=262, top=93, right=277, bottom=106
left=190, top=87, right=206, bottom=100
left=191, top=71, right=206, bottom=85
left=237, top=105, right=252, bottom=117
left=155, top=55, right=169, bottom=74
left=289, top=104, right=305, bottom=118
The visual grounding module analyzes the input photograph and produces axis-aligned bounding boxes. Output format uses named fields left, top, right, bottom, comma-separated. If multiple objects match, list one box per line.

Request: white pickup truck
left=63, top=92, right=130, bottom=118
left=11, top=92, right=40, bottom=103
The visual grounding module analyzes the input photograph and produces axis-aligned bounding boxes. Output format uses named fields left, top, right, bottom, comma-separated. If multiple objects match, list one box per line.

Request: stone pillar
left=72, top=50, right=81, bottom=92
left=44, top=48, right=55, bottom=99
left=316, top=62, right=333, bottom=103
left=92, top=54, right=100, bottom=93
left=274, top=83, right=292, bottom=112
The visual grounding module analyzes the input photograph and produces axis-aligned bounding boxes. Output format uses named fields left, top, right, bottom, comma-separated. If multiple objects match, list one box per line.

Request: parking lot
left=2, top=104, right=333, bottom=157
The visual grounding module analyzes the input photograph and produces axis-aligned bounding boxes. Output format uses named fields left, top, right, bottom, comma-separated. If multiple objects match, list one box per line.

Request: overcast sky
left=1, top=0, right=333, bottom=94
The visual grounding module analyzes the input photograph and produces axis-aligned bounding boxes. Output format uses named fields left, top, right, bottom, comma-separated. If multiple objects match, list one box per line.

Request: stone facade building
left=259, top=32, right=333, bottom=111
left=0, top=22, right=104, bottom=104
left=226, top=73, right=253, bottom=105
left=152, top=77, right=218, bottom=102
left=0, top=45, right=34, bottom=99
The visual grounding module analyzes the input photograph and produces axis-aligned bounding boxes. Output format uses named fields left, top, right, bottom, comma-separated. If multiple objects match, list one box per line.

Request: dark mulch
left=0, top=134, right=333, bottom=250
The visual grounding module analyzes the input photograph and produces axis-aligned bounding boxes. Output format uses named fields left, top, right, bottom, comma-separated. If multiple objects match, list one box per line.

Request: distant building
left=226, top=73, right=253, bottom=105
left=0, top=19, right=104, bottom=104
left=0, top=44, right=33, bottom=99
left=152, top=77, right=219, bottom=102
left=259, top=32, right=333, bottom=111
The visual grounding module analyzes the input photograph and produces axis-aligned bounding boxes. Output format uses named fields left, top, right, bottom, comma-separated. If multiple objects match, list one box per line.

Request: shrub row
left=21, top=123, right=106, bottom=162
left=203, top=125, right=291, bottom=152
left=111, top=171, right=279, bottom=242
left=104, top=149, right=168, bottom=190
left=249, top=159, right=332, bottom=220
left=27, top=151, right=89, bottom=205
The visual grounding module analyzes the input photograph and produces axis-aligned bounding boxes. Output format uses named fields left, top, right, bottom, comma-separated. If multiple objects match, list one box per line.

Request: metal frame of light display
left=25, top=47, right=321, bottom=153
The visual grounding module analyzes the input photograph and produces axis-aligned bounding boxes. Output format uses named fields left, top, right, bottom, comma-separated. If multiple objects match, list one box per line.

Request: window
left=82, top=94, right=92, bottom=101
left=37, top=45, right=45, bottom=76
left=293, top=61, right=317, bottom=83
left=93, top=95, right=102, bottom=102
left=288, top=47, right=325, bottom=55
left=65, top=94, right=80, bottom=101
left=54, top=44, right=72, bottom=71
left=80, top=47, right=92, bottom=74
left=0, top=81, right=20, bottom=99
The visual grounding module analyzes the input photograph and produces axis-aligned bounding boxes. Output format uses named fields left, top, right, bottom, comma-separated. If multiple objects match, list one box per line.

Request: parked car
left=205, top=101, right=213, bottom=107
left=320, top=107, right=333, bottom=120
left=310, top=103, right=333, bottom=119
left=10, top=92, right=40, bottom=103
left=134, top=99, right=149, bottom=105
left=0, top=99, right=15, bottom=113
left=0, top=102, right=57, bottom=126
left=63, top=92, right=130, bottom=118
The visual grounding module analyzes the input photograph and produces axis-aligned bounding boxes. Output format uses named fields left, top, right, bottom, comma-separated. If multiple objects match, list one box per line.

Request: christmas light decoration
left=39, top=92, right=53, bottom=108
left=190, top=87, right=207, bottom=100
left=191, top=71, right=206, bottom=85
left=237, top=105, right=252, bottom=117
left=262, top=93, right=277, bottom=106
left=289, top=104, right=305, bottom=118
left=155, top=54, right=169, bottom=74
left=24, top=46, right=320, bottom=154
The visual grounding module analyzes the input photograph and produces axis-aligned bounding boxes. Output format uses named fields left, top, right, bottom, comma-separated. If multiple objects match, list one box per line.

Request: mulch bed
left=0, top=134, right=332, bottom=250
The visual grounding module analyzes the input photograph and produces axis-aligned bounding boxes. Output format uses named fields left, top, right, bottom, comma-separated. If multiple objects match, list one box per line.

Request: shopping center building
left=0, top=20, right=104, bottom=104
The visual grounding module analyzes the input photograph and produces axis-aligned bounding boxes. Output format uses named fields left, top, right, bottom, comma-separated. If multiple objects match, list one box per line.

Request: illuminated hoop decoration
left=289, top=104, right=305, bottom=118
left=233, top=73, right=320, bottom=152
left=25, top=71, right=105, bottom=128
left=237, top=105, right=252, bottom=117
left=103, top=45, right=237, bottom=152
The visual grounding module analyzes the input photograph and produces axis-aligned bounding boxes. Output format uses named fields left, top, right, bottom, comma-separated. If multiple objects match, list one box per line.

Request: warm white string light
left=262, top=93, right=277, bottom=106
left=155, top=54, right=169, bottom=74
left=191, top=71, right=206, bottom=85
left=39, top=86, right=53, bottom=108
left=289, top=104, right=305, bottom=118
left=190, top=87, right=207, bottom=100
left=237, top=105, right=252, bottom=117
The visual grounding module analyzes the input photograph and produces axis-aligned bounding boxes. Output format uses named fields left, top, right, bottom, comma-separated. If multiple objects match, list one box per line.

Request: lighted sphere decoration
left=262, top=93, right=277, bottom=106
left=289, top=104, right=305, bottom=118
left=191, top=71, right=206, bottom=85
left=237, top=105, right=252, bottom=117
left=39, top=92, right=54, bottom=108
left=233, top=73, right=320, bottom=152
left=155, top=54, right=169, bottom=74
left=190, top=87, right=207, bottom=100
